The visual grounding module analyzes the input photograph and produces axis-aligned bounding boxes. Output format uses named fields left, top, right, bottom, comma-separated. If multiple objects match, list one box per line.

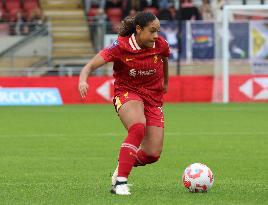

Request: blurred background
left=0, top=0, right=268, bottom=105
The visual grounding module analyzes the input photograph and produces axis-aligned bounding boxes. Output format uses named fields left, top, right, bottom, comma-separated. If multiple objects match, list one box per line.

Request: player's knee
left=134, top=117, right=146, bottom=127
left=128, top=117, right=146, bottom=130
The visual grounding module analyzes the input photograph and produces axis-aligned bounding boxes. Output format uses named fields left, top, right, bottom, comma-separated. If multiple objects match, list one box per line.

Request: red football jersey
left=99, top=33, right=170, bottom=106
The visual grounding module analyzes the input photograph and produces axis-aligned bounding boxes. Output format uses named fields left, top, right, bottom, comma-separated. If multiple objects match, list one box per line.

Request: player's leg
left=111, top=94, right=146, bottom=195
left=118, top=100, right=146, bottom=130
left=134, top=106, right=164, bottom=167
left=135, top=126, right=164, bottom=166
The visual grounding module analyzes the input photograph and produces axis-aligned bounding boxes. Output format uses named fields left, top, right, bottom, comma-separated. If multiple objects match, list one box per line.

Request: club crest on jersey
left=108, top=40, right=119, bottom=50
left=153, top=55, right=158, bottom=63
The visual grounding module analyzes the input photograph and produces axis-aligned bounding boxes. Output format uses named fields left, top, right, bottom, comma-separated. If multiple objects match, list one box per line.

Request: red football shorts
left=113, top=91, right=164, bottom=128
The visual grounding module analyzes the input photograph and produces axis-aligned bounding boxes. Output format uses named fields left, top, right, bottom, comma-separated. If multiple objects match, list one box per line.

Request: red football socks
left=117, top=123, right=145, bottom=178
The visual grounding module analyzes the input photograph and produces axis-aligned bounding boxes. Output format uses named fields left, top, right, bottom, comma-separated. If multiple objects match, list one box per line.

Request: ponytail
left=118, top=11, right=157, bottom=37
left=118, top=16, right=136, bottom=37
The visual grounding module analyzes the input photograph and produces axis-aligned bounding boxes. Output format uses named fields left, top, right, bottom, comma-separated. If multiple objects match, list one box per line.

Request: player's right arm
left=78, top=54, right=106, bottom=98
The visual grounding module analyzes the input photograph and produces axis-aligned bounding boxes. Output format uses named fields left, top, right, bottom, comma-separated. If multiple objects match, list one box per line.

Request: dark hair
left=118, top=11, right=157, bottom=37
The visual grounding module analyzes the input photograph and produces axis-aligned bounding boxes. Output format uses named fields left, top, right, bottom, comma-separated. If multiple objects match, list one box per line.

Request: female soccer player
left=78, top=11, right=170, bottom=195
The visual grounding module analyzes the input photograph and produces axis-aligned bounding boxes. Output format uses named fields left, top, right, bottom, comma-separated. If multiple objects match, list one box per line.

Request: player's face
left=136, top=19, right=160, bottom=48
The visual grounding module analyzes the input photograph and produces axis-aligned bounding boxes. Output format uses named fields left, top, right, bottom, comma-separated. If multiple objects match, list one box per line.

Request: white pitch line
left=0, top=131, right=268, bottom=138
left=89, top=131, right=268, bottom=137
left=165, top=131, right=268, bottom=136
left=0, top=133, right=65, bottom=138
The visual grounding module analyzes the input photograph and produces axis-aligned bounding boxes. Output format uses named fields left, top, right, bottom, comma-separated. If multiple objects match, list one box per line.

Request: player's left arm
left=159, top=37, right=170, bottom=94
left=162, top=56, right=169, bottom=93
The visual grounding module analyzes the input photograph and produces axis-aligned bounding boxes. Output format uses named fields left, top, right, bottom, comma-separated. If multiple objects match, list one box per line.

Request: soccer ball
left=182, top=163, right=214, bottom=193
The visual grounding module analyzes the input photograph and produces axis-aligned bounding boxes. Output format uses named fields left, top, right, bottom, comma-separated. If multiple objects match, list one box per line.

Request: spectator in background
left=144, top=0, right=159, bottom=9
left=27, top=7, right=46, bottom=33
left=169, top=4, right=177, bottom=19
left=9, top=11, right=28, bottom=35
left=128, top=9, right=137, bottom=17
left=0, top=10, right=4, bottom=22
left=91, top=8, right=107, bottom=51
left=158, top=7, right=173, bottom=21
left=158, top=2, right=177, bottom=21
left=84, top=0, right=105, bottom=11
left=105, top=0, right=123, bottom=33
left=122, top=0, right=143, bottom=17
left=143, top=0, right=159, bottom=16
left=159, top=0, right=169, bottom=10
left=177, top=0, right=202, bottom=21
left=15, top=11, right=28, bottom=35
left=122, top=0, right=159, bottom=17
left=199, top=0, right=213, bottom=20
left=105, top=0, right=122, bottom=10
left=0, top=9, right=4, bottom=22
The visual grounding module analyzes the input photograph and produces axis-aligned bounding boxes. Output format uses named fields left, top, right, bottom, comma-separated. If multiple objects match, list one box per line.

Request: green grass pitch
left=0, top=103, right=267, bottom=205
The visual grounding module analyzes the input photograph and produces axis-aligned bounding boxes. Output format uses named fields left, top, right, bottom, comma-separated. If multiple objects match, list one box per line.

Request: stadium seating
left=40, top=0, right=95, bottom=64
left=106, top=8, right=122, bottom=22
left=0, top=2, right=6, bottom=19
left=106, top=8, right=122, bottom=32
left=5, top=0, right=21, bottom=11
left=0, top=0, right=41, bottom=21
left=23, top=0, right=39, bottom=16
left=5, top=0, right=21, bottom=21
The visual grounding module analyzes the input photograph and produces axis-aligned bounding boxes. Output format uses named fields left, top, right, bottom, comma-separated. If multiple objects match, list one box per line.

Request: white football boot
left=111, top=181, right=131, bottom=195
left=111, top=165, right=131, bottom=195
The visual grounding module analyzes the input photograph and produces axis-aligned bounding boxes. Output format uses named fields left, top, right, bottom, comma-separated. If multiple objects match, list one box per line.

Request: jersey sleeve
left=159, top=37, right=170, bottom=58
left=162, top=39, right=170, bottom=57
left=99, top=39, right=120, bottom=62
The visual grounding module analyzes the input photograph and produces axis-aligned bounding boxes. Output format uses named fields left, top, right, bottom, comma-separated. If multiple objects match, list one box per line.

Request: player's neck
left=134, top=34, right=146, bottom=49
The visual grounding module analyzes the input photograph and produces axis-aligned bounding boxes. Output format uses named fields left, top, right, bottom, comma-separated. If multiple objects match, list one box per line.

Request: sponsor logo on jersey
left=129, top=68, right=156, bottom=77
left=137, top=69, right=156, bottom=76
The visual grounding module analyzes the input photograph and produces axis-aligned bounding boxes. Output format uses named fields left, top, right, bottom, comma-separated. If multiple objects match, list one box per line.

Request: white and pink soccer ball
left=182, top=163, right=214, bottom=193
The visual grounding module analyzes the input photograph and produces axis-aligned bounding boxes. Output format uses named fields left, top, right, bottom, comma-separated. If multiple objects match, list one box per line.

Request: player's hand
left=163, top=83, right=168, bottom=94
left=79, top=81, right=89, bottom=98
